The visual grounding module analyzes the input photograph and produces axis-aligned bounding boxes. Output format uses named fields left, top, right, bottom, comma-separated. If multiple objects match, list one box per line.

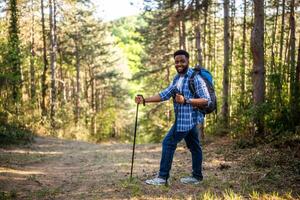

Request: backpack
left=188, top=65, right=217, bottom=114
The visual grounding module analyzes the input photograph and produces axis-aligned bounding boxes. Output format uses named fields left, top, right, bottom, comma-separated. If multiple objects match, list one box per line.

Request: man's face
left=174, top=55, right=189, bottom=74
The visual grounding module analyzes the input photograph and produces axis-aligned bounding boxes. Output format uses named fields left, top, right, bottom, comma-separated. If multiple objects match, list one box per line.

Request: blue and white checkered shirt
left=159, top=68, right=211, bottom=132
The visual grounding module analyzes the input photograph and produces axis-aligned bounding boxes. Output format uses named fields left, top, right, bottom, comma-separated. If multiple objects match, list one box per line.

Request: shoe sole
left=181, top=181, right=200, bottom=184
left=145, top=181, right=168, bottom=186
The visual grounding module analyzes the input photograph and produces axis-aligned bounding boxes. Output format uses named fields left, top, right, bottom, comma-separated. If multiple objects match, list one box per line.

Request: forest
left=0, top=0, right=299, bottom=143
left=0, top=0, right=299, bottom=199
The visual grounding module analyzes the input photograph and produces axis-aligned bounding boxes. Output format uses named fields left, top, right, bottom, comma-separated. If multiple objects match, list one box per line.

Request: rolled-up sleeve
left=159, top=83, right=175, bottom=101
left=194, top=76, right=211, bottom=105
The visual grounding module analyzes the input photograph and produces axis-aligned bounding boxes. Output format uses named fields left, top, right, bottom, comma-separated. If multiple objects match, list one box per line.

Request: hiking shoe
left=180, top=176, right=201, bottom=184
left=145, top=177, right=167, bottom=186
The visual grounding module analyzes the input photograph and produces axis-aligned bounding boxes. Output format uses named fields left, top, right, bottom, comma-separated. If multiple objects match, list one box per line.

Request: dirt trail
left=0, top=136, right=299, bottom=199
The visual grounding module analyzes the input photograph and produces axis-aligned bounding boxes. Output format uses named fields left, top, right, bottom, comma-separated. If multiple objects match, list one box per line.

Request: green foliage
left=0, top=190, right=17, bottom=200
left=0, top=121, right=34, bottom=146
left=111, top=16, right=146, bottom=74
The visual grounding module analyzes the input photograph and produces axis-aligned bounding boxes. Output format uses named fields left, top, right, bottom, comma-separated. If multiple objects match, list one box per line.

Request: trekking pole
left=130, top=98, right=141, bottom=180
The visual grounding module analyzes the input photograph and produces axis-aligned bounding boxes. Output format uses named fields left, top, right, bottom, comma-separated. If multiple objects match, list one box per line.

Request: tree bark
left=203, top=3, right=208, bottom=67
left=251, top=0, right=265, bottom=137
left=178, top=0, right=186, bottom=50
left=194, top=0, right=203, bottom=66
left=40, top=0, right=48, bottom=117
left=269, top=0, right=280, bottom=104
left=74, top=35, right=81, bottom=125
left=279, top=0, right=286, bottom=76
left=89, top=65, right=96, bottom=136
left=295, top=34, right=300, bottom=126
left=222, top=0, right=230, bottom=130
left=30, top=0, right=36, bottom=102
left=49, top=0, right=57, bottom=127
left=288, top=0, right=296, bottom=126
left=8, top=0, right=22, bottom=113
left=240, top=0, right=247, bottom=109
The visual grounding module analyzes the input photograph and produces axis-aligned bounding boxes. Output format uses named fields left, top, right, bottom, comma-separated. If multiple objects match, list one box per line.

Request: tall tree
left=7, top=0, right=22, bottom=113
left=222, top=0, right=230, bottom=130
left=240, top=0, right=247, bottom=109
left=49, top=0, right=57, bottom=126
left=29, top=0, right=36, bottom=102
left=251, top=0, right=265, bottom=137
left=74, top=33, right=81, bottom=125
left=40, top=0, right=48, bottom=117
left=288, top=0, right=296, bottom=126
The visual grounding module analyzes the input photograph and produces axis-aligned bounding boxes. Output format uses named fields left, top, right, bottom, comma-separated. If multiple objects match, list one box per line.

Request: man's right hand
left=135, top=95, right=145, bottom=105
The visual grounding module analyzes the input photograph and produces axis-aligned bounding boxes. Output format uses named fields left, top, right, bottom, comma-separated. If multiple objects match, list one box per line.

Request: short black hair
left=173, top=49, right=189, bottom=59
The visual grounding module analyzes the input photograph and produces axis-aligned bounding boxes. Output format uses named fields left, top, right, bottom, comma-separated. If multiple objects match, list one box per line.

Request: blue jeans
left=158, top=124, right=203, bottom=180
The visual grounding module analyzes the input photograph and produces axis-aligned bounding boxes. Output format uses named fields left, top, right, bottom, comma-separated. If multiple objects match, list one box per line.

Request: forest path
left=0, top=136, right=299, bottom=199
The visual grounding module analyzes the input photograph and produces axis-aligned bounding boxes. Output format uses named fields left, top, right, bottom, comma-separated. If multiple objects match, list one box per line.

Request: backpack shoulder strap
left=188, top=67, right=201, bottom=96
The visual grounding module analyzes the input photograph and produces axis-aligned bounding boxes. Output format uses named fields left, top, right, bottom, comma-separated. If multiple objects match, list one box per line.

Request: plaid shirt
left=159, top=68, right=211, bottom=132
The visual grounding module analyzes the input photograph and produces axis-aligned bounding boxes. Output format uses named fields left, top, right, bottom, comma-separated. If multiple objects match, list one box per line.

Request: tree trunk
left=195, top=24, right=203, bottom=66
left=178, top=0, right=186, bottom=50
left=8, top=0, right=22, bottom=114
left=203, top=4, right=208, bottom=67
left=251, top=0, right=265, bottom=137
left=30, top=0, right=36, bottom=102
left=229, top=0, right=235, bottom=122
left=40, top=0, right=48, bottom=117
left=279, top=0, right=285, bottom=78
left=269, top=1, right=280, bottom=104
left=240, top=0, right=247, bottom=110
left=295, top=34, right=300, bottom=126
left=74, top=36, right=81, bottom=125
left=90, top=65, right=96, bottom=136
left=270, top=1, right=279, bottom=74
left=49, top=0, right=57, bottom=127
left=288, top=0, right=296, bottom=126
left=194, top=0, right=202, bottom=66
left=222, top=0, right=230, bottom=130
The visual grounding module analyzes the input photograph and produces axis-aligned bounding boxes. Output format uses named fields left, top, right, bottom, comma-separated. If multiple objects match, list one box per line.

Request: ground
left=0, top=135, right=299, bottom=200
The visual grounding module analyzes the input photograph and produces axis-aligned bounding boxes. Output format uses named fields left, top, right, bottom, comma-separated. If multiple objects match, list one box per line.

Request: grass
left=120, top=177, right=142, bottom=197
left=33, top=187, right=61, bottom=199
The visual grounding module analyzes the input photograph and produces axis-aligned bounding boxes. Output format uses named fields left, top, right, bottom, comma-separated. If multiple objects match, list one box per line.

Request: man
left=135, top=50, right=211, bottom=185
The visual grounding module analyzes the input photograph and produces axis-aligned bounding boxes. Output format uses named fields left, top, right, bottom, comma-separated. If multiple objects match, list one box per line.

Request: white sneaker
left=180, top=176, right=201, bottom=184
left=145, top=177, right=167, bottom=186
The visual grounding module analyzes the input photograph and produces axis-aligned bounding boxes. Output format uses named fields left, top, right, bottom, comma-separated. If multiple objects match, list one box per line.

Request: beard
left=176, top=66, right=188, bottom=74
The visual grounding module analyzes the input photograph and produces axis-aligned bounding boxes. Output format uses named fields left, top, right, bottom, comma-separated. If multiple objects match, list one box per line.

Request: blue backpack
left=188, top=65, right=217, bottom=114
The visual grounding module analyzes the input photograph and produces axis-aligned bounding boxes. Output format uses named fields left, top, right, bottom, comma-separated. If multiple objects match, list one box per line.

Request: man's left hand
left=175, top=94, right=185, bottom=104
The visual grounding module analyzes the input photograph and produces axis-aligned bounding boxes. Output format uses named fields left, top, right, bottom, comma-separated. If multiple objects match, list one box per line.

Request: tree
left=251, top=0, right=265, bottom=137
left=40, top=0, right=48, bottom=118
left=7, top=0, right=22, bottom=113
left=29, top=0, right=36, bottom=102
left=49, top=0, right=57, bottom=126
left=240, top=0, right=247, bottom=110
left=222, top=0, right=230, bottom=131
left=295, top=34, right=300, bottom=126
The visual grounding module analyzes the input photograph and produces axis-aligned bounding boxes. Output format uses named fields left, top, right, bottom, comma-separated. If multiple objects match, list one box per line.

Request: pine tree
left=251, top=0, right=265, bottom=137
left=7, top=0, right=22, bottom=113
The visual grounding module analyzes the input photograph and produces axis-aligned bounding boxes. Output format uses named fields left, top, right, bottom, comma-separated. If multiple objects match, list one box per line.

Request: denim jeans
left=158, top=124, right=203, bottom=180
